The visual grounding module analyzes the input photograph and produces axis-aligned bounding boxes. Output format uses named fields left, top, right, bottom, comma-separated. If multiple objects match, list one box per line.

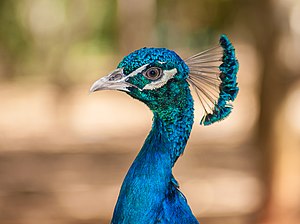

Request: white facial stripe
left=143, top=68, right=177, bottom=90
left=127, top=64, right=149, bottom=78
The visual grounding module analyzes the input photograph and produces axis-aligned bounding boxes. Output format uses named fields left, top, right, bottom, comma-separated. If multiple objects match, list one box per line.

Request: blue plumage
left=112, top=109, right=197, bottom=223
left=90, top=35, right=239, bottom=223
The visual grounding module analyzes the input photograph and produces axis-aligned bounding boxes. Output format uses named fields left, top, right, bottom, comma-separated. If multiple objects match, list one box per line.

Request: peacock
left=90, top=35, right=239, bottom=223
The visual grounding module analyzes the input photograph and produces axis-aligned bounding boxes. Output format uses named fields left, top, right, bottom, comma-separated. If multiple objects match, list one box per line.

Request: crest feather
left=185, top=35, right=239, bottom=125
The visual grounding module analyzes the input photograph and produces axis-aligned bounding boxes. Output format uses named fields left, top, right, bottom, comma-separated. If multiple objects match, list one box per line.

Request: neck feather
left=152, top=92, right=194, bottom=165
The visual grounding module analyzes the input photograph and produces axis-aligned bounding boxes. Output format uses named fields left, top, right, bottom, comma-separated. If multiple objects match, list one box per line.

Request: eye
left=143, top=67, right=162, bottom=80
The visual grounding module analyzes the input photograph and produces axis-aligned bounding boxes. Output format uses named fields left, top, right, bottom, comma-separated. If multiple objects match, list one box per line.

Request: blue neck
left=111, top=88, right=195, bottom=223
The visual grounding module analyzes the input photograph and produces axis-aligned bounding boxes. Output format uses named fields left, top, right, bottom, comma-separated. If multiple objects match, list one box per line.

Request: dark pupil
left=149, top=69, right=157, bottom=77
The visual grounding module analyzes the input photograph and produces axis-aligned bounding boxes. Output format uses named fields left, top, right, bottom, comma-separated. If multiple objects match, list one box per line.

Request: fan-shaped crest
left=185, top=35, right=239, bottom=125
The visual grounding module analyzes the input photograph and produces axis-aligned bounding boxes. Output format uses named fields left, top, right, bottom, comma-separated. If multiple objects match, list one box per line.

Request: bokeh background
left=0, top=0, right=300, bottom=223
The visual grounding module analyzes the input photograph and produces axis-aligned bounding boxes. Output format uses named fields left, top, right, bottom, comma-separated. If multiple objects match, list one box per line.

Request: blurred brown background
left=0, top=0, right=300, bottom=223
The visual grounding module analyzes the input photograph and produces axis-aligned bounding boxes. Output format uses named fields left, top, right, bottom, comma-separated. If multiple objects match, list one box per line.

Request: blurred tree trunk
left=237, top=0, right=296, bottom=223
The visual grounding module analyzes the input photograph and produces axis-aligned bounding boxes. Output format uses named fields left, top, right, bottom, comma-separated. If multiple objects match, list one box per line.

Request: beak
left=90, top=68, right=131, bottom=93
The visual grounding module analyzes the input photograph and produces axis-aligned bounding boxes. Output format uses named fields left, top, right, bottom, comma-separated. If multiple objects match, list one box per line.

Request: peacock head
left=90, top=35, right=239, bottom=125
left=90, top=47, right=190, bottom=112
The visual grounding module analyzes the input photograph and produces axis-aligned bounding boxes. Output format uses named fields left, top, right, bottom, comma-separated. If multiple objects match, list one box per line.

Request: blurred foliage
left=0, top=0, right=30, bottom=80
left=90, top=0, right=118, bottom=50
left=156, top=0, right=238, bottom=48
left=0, top=0, right=119, bottom=84
left=0, top=1, right=28, bottom=54
left=0, top=0, right=240, bottom=83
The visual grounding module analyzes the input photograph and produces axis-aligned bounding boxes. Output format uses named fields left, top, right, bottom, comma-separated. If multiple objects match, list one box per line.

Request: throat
left=153, top=105, right=194, bottom=165
left=152, top=85, right=194, bottom=165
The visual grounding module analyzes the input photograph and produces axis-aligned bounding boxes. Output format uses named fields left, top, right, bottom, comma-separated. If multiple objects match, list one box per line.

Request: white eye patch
left=143, top=68, right=177, bottom=90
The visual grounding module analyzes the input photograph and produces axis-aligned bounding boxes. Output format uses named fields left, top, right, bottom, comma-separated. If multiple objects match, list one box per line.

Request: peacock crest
left=185, top=35, right=239, bottom=125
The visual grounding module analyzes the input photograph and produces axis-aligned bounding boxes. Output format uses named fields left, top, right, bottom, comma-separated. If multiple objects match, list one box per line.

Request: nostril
left=109, top=73, right=123, bottom=81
